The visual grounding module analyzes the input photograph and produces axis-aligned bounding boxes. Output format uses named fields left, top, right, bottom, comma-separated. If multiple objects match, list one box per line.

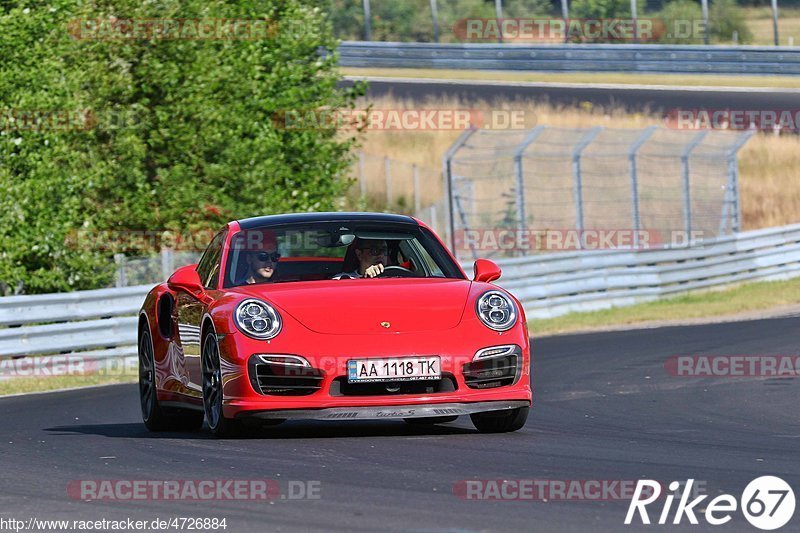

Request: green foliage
left=568, top=0, right=647, bottom=42
left=327, top=0, right=553, bottom=42
left=655, top=0, right=753, bottom=44
left=0, top=0, right=363, bottom=294
left=570, top=0, right=634, bottom=19
left=655, top=0, right=704, bottom=43
left=709, top=0, right=752, bottom=43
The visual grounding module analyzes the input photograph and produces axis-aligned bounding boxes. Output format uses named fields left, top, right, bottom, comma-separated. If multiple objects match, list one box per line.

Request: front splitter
left=243, top=400, right=530, bottom=421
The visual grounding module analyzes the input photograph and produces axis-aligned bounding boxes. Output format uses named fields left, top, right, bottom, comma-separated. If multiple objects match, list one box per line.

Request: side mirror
left=167, top=264, right=204, bottom=296
left=473, top=259, right=501, bottom=283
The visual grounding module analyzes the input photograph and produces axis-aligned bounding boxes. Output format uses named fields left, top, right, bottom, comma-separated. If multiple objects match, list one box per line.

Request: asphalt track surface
left=345, top=77, right=800, bottom=113
left=1, top=316, right=799, bottom=532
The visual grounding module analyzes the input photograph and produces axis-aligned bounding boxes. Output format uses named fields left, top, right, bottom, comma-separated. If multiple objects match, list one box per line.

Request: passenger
left=244, top=250, right=281, bottom=284
left=241, top=230, right=281, bottom=284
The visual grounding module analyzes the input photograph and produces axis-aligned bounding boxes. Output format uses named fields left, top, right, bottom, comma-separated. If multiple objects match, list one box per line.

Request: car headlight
left=476, top=290, right=517, bottom=331
left=235, top=299, right=282, bottom=339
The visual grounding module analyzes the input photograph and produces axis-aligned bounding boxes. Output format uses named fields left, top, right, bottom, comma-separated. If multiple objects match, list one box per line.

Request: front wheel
left=202, top=329, right=243, bottom=438
left=470, top=407, right=529, bottom=433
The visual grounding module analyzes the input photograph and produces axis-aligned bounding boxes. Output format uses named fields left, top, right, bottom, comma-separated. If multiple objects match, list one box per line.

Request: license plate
left=347, top=356, right=441, bottom=383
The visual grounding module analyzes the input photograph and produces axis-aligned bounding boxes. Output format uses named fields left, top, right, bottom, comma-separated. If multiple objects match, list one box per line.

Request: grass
left=343, top=67, right=800, bottom=89
left=744, top=7, right=800, bottom=46
left=0, top=373, right=135, bottom=396
left=529, top=275, right=800, bottom=337
left=350, top=95, right=800, bottom=231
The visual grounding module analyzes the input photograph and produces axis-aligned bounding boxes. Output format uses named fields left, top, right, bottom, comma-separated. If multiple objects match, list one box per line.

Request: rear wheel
left=139, top=328, right=204, bottom=432
left=403, top=416, right=458, bottom=425
left=202, top=329, right=243, bottom=438
left=470, top=407, right=529, bottom=433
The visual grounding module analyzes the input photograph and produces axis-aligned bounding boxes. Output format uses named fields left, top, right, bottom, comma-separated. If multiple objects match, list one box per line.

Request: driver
left=335, top=238, right=388, bottom=279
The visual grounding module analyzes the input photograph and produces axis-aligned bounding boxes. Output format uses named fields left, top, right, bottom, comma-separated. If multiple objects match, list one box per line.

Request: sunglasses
left=255, top=251, right=281, bottom=262
left=359, top=246, right=388, bottom=255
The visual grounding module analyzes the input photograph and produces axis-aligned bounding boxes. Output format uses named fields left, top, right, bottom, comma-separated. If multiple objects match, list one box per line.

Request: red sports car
left=138, top=213, right=531, bottom=436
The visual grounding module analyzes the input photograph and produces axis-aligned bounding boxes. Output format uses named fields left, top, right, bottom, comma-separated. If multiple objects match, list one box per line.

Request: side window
left=196, top=230, right=226, bottom=289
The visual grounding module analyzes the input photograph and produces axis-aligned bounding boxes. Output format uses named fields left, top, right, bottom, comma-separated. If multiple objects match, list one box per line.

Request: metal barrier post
left=723, top=130, right=755, bottom=233
left=114, top=254, right=127, bottom=288
left=413, top=164, right=420, bottom=214
left=628, top=126, right=657, bottom=248
left=442, top=128, right=477, bottom=254
left=572, top=127, right=603, bottom=249
left=362, top=0, right=372, bottom=40
left=161, top=248, right=174, bottom=281
left=513, top=126, right=547, bottom=251
left=384, top=156, right=392, bottom=206
left=358, top=151, right=366, bottom=196
left=430, top=0, right=440, bottom=42
left=681, top=131, right=709, bottom=237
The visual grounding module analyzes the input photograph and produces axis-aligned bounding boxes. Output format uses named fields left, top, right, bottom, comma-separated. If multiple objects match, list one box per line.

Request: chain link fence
left=350, top=151, right=448, bottom=236
left=113, top=250, right=200, bottom=287
left=445, top=125, right=753, bottom=262
left=111, top=127, right=752, bottom=283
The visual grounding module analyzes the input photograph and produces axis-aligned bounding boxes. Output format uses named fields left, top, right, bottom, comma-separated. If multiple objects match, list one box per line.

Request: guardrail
left=0, top=285, right=151, bottom=376
left=2, top=222, right=800, bottom=367
left=338, top=41, right=800, bottom=75
left=495, top=223, right=800, bottom=319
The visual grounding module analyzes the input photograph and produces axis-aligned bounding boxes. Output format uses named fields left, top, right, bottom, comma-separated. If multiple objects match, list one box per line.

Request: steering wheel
left=376, top=265, right=418, bottom=278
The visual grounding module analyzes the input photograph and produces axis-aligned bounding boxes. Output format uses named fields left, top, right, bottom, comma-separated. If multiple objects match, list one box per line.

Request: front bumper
left=213, top=316, right=532, bottom=419
left=245, top=400, right=530, bottom=420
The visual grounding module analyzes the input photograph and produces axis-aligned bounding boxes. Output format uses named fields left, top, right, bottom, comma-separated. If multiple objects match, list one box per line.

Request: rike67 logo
left=625, top=477, right=795, bottom=530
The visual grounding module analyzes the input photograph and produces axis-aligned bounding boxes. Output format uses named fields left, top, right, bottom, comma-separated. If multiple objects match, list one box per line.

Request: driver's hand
left=364, top=263, right=385, bottom=278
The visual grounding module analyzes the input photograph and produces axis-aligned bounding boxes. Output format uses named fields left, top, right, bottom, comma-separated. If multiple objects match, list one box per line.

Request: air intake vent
left=463, top=354, right=519, bottom=389
left=248, top=356, right=324, bottom=396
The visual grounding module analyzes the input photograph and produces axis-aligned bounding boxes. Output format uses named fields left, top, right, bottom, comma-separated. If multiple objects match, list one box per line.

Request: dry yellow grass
left=343, top=67, right=800, bottom=89
left=352, top=95, right=800, bottom=230
left=744, top=7, right=800, bottom=46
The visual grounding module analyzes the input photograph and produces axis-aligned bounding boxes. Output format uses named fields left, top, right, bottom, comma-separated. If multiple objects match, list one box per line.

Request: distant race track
left=344, top=76, right=800, bottom=114
left=1, top=317, right=798, bottom=532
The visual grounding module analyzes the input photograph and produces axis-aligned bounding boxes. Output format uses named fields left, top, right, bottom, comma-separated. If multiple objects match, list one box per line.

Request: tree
left=0, top=0, right=364, bottom=294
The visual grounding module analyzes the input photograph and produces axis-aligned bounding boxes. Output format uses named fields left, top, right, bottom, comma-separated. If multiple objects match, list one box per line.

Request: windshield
left=223, top=221, right=464, bottom=287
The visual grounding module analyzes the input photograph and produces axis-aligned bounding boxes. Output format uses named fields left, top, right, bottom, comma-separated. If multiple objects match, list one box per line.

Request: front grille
left=329, top=373, right=458, bottom=396
left=248, top=357, right=324, bottom=396
left=462, top=354, right=519, bottom=389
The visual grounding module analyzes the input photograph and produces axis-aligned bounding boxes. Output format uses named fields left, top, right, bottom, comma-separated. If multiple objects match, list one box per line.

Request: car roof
left=236, top=212, right=418, bottom=230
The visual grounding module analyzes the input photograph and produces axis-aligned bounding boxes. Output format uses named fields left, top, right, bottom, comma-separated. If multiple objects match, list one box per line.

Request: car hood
left=229, top=279, right=472, bottom=334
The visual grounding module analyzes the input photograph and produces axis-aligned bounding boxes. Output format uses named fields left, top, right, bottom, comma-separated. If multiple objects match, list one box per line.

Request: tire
left=403, top=416, right=458, bottom=425
left=470, top=407, right=529, bottom=433
left=202, top=329, right=243, bottom=438
left=139, top=328, right=168, bottom=431
left=140, top=328, right=205, bottom=432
